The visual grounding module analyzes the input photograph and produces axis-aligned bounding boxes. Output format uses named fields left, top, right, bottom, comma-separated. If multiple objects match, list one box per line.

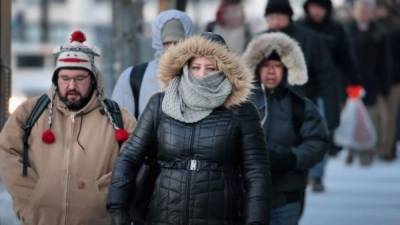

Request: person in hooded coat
left=261, top=0, right=340, bottom=134
left=345, top=0, right=392, bottom=165
left=297, top=0, right=360, bottom=192
left=107, top=33, right=271, bottom=225
left=243, top=32, right=329, bottom=225
left=205, top=0, right=252, bottom=53
left=0, top=31, right=136, bottom=225
left=375, top=0, right=400, bottom=160
left=299, top=0, right=360, bottom=104
left=111, top=9, right=193, bottom=118
left=261, top=0, right=340, bottom=191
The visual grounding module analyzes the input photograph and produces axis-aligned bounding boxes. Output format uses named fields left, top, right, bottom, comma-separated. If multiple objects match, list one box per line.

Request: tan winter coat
left=0, top=82, right=136, bottom=225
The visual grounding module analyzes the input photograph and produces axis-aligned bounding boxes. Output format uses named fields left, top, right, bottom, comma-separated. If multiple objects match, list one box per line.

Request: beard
left=58, top=87, right=94, bottom=111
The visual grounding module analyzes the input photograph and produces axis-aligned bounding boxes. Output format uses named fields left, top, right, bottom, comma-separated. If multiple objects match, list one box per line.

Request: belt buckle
left=189, top=159, right=198, bottom=171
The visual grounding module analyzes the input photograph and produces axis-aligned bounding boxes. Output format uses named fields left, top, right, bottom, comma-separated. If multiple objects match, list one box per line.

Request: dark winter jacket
left=261, top=23, right=340, bottom=131
left=299, top=2, right=360, bottom=89
left=377, top=16, right=400, bottom=85
left=107, top=36, right=271, bottom=225
left=345, top=21, right=392, bottom=105
left=250, top=86, right=328, bottom=207
left=244, top=32, right=329, bottom=208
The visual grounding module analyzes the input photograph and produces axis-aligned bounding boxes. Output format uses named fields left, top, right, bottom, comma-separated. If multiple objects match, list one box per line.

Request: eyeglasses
left=59, top=75, right=90, bottom=84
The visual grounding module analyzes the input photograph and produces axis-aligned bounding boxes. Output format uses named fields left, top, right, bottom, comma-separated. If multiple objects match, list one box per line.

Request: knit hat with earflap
left=52, top=30, right=100, bottom=86
left=42, top=30, right=129, bottom=145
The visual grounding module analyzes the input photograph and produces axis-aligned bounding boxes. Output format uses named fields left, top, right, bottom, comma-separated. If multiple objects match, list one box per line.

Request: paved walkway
left=1, top=151, right=399, bottom=225
left=0, top=181, right=19, bottom=225
left=300, top=151, right=400, bottom=225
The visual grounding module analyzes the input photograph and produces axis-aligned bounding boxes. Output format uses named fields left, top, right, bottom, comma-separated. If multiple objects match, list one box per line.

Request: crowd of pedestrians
left=0, top=0, right=399, bottom=225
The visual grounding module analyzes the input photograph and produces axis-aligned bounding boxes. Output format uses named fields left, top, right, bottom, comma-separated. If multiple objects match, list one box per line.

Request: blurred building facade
left=8, top=0, right=348, bottom=113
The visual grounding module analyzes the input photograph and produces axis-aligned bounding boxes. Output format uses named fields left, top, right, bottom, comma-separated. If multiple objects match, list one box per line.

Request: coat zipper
left=184, top=125, right=195, bottom=225
left=64, top=113, right=75, bottom=225
left=264, top=95, right=271, bottom=143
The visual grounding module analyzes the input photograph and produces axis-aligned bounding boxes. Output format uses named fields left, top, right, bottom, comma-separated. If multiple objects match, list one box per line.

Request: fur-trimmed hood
left=158, top=35, right=253, bottom=108
left=242, top=32, right=308, bottom=86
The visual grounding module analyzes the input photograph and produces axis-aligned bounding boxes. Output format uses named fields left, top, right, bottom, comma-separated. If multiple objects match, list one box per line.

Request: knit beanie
left=304, top=0, right=333, bottom=14
left=200, top=32, right=227, bottom=47
left=264, top=0, right=294, bottom=17
left=161, top=19, right=186, bottom=43
left=52, top=30, right=99, bottom=86
left=42, top=31, right=129, bottom=146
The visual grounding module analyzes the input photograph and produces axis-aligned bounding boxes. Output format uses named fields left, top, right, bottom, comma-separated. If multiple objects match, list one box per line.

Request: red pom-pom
left=70, top=30, right=86, bottom=43
left=346, top=85, right=364, bottom=99
left=115, top=128, right=129, bottom=142
left=42, top=129, right=55, bottom=144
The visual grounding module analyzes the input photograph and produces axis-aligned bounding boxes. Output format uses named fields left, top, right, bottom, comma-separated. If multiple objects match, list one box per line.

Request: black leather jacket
left=107, top=93, right=271, bottom=225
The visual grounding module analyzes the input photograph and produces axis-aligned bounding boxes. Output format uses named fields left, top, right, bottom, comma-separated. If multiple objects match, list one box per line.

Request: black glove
left=110, top=210, right=131, bottom=225
left=328, top=133, right=342, bottom=156
left=268, top=144, right=297, bottom=171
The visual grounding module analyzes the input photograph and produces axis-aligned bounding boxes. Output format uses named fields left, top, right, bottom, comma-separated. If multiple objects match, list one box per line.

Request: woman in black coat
left=107, top=33, right=271, bottom=225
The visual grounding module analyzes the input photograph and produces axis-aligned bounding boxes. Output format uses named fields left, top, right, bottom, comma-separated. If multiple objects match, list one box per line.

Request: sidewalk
left=1, top=151, right=399, bottom=225
left=300, top=151, right=400, bottom=225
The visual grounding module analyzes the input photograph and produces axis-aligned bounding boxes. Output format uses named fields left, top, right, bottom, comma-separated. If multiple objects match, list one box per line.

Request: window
left=17, top=55, right=45, bottom=68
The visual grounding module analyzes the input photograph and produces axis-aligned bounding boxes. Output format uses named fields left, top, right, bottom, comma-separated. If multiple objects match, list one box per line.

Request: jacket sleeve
left=336, top=24, right=361, bottom=85
left=111, top=67, right=135, bottom=117
left=236, top=102, right=271, bottom=225
left=291, top=99, right=329, bottom=170
left=0, top=99, right=40, bottom=216
left=107, top=93, right=160, bottom=211
left=377, top=31, right=393, bottom=97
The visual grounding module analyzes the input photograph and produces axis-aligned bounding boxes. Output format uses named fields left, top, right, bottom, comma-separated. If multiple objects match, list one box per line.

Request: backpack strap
left=103, top=98, right=123, bottom=129
left=22, top=96, right=125, bottom=176
left=129, top=62, right=149, bottom=118
left=22, top=94, right=50, bottom=176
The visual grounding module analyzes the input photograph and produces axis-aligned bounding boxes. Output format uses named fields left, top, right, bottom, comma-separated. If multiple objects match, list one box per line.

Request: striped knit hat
left=52, top=30, right=100, bottom=85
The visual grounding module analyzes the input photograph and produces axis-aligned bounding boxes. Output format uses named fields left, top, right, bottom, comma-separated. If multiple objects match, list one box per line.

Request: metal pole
left=40, top=0, right=49, bottom=43
left=176, top=0, right=188, bottom=11
left=0, top=0, right=11, bottom=128
left=111, top=0, right=143, bottom=79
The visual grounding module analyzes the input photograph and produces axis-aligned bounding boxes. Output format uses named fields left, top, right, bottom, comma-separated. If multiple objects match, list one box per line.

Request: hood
left=158, top=35, right=253, bottom=108
left=152, top=10, right=194, bottom=62
left=304, top=0, right=333, bottom=20
left=242, top=32, right=308, bottom=86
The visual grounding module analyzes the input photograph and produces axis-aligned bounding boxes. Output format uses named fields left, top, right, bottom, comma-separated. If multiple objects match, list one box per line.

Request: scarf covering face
left=162, top=64, right=233, bottom=123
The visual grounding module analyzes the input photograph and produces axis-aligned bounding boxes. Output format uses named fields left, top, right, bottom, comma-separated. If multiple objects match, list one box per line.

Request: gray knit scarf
left=162, top=65, right=232, bottom=123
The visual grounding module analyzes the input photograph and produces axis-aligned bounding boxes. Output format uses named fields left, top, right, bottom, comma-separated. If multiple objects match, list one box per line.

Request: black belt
left=157, top=159, right=238, bottom=173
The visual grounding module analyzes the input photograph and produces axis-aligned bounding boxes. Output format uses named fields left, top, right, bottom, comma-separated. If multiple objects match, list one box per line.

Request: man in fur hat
left=244, top=32, right=329, bottom=225
left=0, top=31, right=136, bottom=225
left=262, top=0, right=341, bottom=192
